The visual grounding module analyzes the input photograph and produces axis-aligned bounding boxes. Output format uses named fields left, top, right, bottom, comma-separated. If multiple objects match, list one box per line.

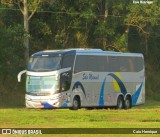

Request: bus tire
left=116, top=96, right=124, bottom=109
left=71, top=96, right=80, bottom=110
left=124, top=96, right=132, bottom=109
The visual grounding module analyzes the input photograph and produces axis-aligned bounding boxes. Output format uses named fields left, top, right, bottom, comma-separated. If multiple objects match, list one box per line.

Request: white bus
left=18, top=49, right=145, bottom=110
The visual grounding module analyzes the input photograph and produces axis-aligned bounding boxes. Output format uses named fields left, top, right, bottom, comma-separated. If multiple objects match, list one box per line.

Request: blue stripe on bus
left=72, top=81, right=86, bottom=98
left=99, top=73, right=143, bottom=107
left=61, top=100, right=69, bottom=108
left=99, top=77, right=107, bottom=106
left=99, top=73, right=127, bottom=106
left=41, top=102, right=54, bottom=108
left=108, top=73, right=127, bottom=95
left=132, top=83, right=143, bottom=106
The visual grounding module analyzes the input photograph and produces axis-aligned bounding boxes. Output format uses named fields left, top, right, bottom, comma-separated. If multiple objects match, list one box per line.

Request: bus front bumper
left=25, top=99, right=59, bottom=109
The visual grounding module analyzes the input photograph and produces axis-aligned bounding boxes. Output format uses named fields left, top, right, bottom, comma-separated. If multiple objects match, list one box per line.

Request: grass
left=0, top=99, right=159, bottom=137
left=0, top=108, right=160, bottom=128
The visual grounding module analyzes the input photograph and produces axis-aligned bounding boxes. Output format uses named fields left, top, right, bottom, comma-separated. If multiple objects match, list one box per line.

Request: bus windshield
left=28, top=56, right=61, bottom=72
left=26, top=75, right=59, bottom=95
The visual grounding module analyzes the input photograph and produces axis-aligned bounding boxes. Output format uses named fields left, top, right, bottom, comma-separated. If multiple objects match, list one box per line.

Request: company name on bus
left=82, top=73, right=99, bottom=80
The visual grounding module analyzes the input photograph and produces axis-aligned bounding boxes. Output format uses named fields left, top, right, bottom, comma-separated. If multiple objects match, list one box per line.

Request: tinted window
left=74, top=55, right=109, bottom=73
left=62, top=54, right=75, bottom=69
left=97, top=56, right=109, bottom=71
left=119, top=56, right=144, bottom=72
left=87, top=56, right=97, bottom=71
left=74, top=56, right=88, bottom=73
left=134, top=57, right=144, bottom=72
left=108, top=56, right=120, bottom=72
left=74, top=55, right=144, bottom=73
left=119, top=57, right=133, bottom=72
left=28, top=56, right=61, bottom=72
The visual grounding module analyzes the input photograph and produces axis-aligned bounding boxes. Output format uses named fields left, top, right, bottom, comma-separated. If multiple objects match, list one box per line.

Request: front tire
left=71, top=97, right=80, bottom=110
left=116, top=96, right=124, bottom=109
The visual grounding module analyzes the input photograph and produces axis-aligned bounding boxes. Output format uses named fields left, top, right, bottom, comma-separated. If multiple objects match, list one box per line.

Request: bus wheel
left=124, top=96, right=132, bottom=109
left=116, top=96, right=124, bottom=109
left=71, top=96, right=80, bottom=110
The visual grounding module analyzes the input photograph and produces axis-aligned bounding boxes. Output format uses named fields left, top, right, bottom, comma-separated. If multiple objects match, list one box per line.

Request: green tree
left=125, top=0, right=160, bottom=55
left=18, top=0, right=41, bottom=65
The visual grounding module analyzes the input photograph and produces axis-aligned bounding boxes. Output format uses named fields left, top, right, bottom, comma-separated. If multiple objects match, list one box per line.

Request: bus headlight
left=25, top=97, right=31, bottom=101
left=50, top=96, right=62, bottom=100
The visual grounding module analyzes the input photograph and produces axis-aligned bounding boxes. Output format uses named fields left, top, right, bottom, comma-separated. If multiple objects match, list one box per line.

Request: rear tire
left=116, top=96, right=124, bottom=109
left=71, top=96, right=80, bottom=110
left=124, top=96, right=132, bottom=109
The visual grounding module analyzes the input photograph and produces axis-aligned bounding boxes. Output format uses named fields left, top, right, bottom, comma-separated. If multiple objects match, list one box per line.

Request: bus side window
left=74, top=55, right=88, bottom=73
left=134, top=57, right=144, bottom=72
left=128, top=58, right=135, bottom=72
left=108, top=56, right=120, bottom=72
left=61, top=54, right=75, bottom=92
left=88, top=56, right=97, bottom=71
left=61, top=80, right=70, bottom=91
left=94, top=56, right=109, bottom=72
left=60, top=71, right=72, bottom=92
left=119, top=56, right=143, bottom=72
left=119, top=57, right=129, bottom=72
left=62, top=55, right=75, bottom=69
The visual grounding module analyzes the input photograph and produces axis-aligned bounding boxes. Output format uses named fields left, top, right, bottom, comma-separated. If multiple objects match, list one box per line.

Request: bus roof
left=32, top=49, right=143, bottom=57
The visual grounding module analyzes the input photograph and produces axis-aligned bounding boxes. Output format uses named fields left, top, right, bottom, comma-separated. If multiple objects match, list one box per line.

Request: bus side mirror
left=17, top=70, right=27, bottom=82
